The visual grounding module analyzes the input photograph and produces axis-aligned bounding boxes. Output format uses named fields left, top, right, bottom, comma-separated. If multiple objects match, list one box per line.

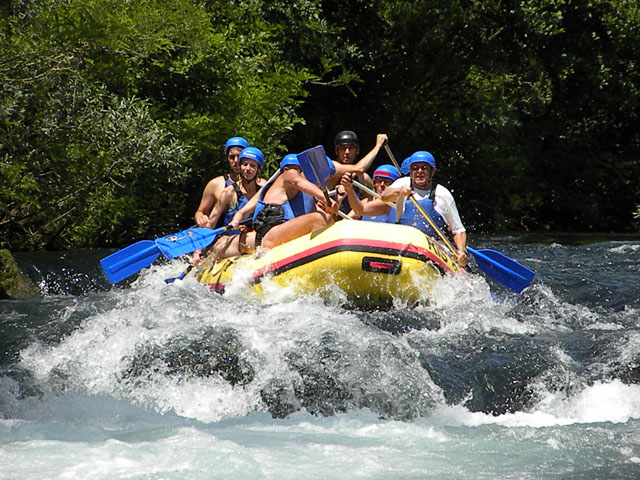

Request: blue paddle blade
left=155, top=227, right=227, bottom=259
left=477, top=249, right=535, bottom=283
left=468, top=247, right=535, bottom=293
left=100, top=241, right=160, bottom=284
left=297, top=145, right=334, bottom=187
left=100, top=226, right=227, bottom=284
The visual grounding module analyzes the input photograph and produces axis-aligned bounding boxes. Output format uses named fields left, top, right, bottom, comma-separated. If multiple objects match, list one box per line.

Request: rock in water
left=0, top=249, right=42, bottom=299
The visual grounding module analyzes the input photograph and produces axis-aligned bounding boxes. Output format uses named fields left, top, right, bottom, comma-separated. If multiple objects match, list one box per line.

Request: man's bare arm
left=285, top=170, right=327, bottom=201
left=353, top=133, right=388, bottom=172
left=194, top=176, right=225, bottom=227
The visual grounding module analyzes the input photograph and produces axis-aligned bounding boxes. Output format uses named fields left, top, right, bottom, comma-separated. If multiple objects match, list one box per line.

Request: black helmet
left=334, top=130, right=359, bottom=149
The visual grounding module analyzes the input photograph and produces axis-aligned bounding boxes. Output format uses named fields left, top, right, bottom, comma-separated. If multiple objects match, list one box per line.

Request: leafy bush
left=1, top=0, right=334, bottom=249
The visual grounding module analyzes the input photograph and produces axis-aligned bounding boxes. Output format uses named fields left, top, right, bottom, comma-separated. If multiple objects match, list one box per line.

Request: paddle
left=297, top=145, right=334, bottom=203
left=298, top=145, right=336, bottom=194
left=297, top=145, right=353, bottom=221
left=101, top=226, right=227, bottom=284
left=467, top=247, right=534, bottom=294
left=383, top=144, right=535, bottom=293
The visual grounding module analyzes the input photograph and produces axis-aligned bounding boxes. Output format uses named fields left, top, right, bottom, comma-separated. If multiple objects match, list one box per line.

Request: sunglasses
left=373, top=178, right=393, bottom=185
left=410, top=164, right=432, bottom=172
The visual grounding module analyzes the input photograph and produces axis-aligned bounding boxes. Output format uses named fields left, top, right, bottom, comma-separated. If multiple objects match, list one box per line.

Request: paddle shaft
left=382, top=144, right=535, bottom=292
left=165, top=264, right=195, bottom=283
left=351, top=179, right=396, bottom=210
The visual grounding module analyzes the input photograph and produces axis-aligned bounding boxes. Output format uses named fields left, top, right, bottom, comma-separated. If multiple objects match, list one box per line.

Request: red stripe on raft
left=250, top=238, right=455, bottom=281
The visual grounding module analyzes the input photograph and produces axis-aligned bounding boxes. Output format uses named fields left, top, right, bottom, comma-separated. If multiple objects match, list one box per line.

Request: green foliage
left=0, top=65, right=190, bottom=248
left=1, top=0, right=338, bottom=249
left=324, top=0, right=640, bottom=232
left=2, top=0, right=640, bottom=253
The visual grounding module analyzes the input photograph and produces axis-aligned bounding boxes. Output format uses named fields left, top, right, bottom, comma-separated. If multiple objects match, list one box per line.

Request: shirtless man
left=194, top=136, right=266, bottom=229
left=211, top=154, right=342, bottom=259
left=326, top=131, right=388, bottom=212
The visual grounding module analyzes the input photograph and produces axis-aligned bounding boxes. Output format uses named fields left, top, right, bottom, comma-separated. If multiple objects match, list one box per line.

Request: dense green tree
left=1, top=0, right=344, bottom=249
left=1, top=1, right=191, bottom=248
left=523, top=0, right=640, bottom=231
left=2, top=0, right=639, bottom=253
left=292, top=0, right=640, bottom=231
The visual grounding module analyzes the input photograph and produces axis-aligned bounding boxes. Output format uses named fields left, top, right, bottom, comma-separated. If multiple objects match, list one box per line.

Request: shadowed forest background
left=1, top=0, right=639, bottom=251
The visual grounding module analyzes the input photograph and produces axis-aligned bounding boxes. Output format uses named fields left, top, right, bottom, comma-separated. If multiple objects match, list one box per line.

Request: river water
left=1, top=233, right=639, bottom=479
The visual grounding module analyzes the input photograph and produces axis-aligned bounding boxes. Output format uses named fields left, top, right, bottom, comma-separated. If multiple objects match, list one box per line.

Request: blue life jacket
left=224, top=177, right=249, bottom=223
left=252, top=175, right=315, bottom=222
left=223, top=192, right=248, bottom=226
left=361, top=201, right=396, bottom=223
left=399, top=185, right=447, bottom=238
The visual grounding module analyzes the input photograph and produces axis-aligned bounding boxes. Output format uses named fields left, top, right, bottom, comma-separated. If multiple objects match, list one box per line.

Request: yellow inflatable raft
left=195, top=220, right=464, bottom=307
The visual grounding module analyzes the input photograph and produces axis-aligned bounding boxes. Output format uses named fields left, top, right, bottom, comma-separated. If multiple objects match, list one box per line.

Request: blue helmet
left=239, top=147, right=264, bottom=168
left=373, top=164, right=400, bottom=182
left=224, top=136, right=250, bottom=154
left=280, top=153, right=300, bottom=170
left=409, top=151, right=436, bottom=169
left=400, top=157, right=411, bottom=175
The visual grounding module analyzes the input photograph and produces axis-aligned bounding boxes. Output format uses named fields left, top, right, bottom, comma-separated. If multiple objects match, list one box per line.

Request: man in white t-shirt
left=380, top=150, right=468, bottom=266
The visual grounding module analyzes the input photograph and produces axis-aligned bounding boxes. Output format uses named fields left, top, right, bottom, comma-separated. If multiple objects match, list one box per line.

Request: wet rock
left=0, top=249, right=42, bottom=300
left=122, top=327, right=255, bottom=387
left=285, top=337, right=354, bottom=417
left=260, top=380, right=301, bottom=419
left=611, top=355, right=640, bottom=385
left=356, top=308, right=442, bottom=334
left=416, top=333, right=551, bottom=415
left=280, top=334, right=439, bottom=420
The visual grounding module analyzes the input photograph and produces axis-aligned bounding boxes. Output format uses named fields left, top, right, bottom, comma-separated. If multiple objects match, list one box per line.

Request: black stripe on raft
left=249, top=241, right=447, bottom=285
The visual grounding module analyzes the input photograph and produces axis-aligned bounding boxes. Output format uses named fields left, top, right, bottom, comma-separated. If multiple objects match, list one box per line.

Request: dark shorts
left=252, top=204, right=286, bottom=246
